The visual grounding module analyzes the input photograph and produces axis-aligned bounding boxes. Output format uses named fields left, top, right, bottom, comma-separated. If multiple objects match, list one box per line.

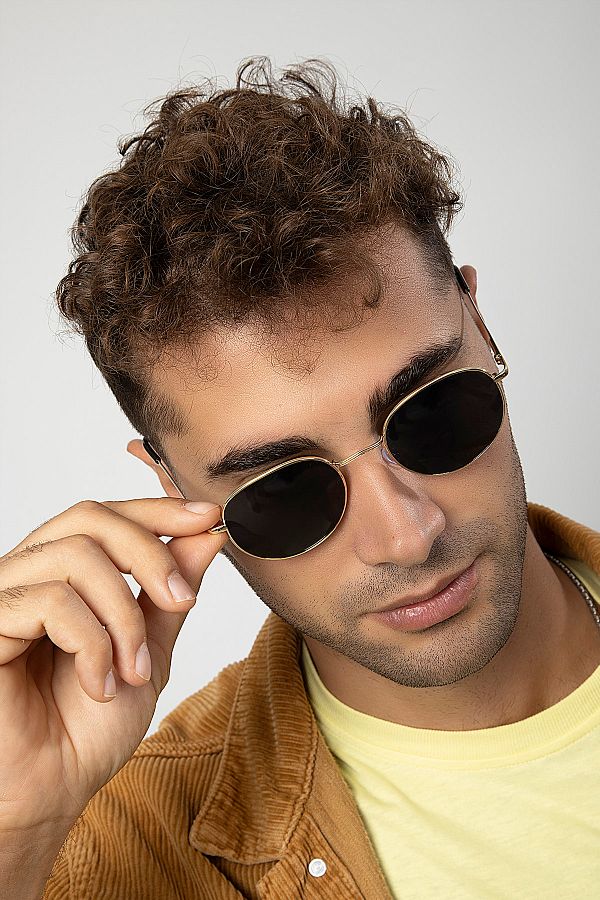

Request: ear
left=459, top=265, right=478, bottom=308
left=127, top=438, right=182, bottom=498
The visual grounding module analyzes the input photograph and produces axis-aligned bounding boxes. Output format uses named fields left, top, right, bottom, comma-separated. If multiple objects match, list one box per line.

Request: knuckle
left=66, top=533, right=100, bottom=555
left=47, top=579, right=78, bottom=603
left=70, top=499, right=104, bottom=517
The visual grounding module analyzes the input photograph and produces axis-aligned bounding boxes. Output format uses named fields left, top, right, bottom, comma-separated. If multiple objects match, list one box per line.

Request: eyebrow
left=203, top=334, right=463, bottom=480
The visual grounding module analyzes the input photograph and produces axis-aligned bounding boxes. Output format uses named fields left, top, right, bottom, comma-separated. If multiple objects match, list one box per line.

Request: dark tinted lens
left=385, top=370, right=504, bottom=475
left=223, top=458, right=346, bottom=559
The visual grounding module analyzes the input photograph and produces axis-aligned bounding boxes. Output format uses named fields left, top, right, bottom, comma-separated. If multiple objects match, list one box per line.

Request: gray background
left=1, top=0, right=598, bottom=738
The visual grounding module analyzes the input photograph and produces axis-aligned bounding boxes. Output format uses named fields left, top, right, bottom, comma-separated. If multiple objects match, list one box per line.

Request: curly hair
left=54, top=56, right=463, bottom=470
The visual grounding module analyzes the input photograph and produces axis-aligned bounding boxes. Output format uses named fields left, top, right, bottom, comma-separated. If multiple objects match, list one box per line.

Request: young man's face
left=145, top=225, right=529, bottom=689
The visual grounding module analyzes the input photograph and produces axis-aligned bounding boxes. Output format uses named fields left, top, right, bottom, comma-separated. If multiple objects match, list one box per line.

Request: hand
left=0, top=498, right=226, bottom=834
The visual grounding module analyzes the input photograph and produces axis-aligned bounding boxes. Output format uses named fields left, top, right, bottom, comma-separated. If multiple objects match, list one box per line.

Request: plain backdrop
left=1, top=0, right=598, bottom=739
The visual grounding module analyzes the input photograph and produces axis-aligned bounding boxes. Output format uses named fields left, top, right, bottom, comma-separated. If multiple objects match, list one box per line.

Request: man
left=30, top=56, right=600, bottom=897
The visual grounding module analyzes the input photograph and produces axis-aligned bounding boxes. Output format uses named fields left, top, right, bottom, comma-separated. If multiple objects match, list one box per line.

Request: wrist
left=0, top=819, right=78, bottom=900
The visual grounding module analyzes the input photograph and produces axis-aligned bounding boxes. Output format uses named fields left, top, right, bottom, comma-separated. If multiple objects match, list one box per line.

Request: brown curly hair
left=54, top=56, right=463, bottom=471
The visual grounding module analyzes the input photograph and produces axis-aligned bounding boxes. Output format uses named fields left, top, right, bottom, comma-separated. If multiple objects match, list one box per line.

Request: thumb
left=136, top=527, right=228, bottom=687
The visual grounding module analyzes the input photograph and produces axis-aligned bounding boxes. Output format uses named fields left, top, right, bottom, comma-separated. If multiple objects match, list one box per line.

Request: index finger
left=13, top=497, right=223, bottom=555
left=102, top=497, right=224, bottom=537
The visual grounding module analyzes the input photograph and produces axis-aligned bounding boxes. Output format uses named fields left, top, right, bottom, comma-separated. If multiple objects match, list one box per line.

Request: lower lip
left=370, top=559, right=479, bottom=632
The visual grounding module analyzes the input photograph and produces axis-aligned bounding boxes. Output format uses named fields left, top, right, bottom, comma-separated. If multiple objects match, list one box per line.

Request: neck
left=304, top=526, right=600, bottom=731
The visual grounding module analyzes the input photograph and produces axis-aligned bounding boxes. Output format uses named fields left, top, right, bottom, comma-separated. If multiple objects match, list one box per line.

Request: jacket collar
left=190, top=501, right=600, bottom=864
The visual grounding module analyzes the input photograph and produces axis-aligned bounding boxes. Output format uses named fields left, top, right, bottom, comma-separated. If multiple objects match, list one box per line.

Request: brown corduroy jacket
left=42, top=501, right=600, bottom=899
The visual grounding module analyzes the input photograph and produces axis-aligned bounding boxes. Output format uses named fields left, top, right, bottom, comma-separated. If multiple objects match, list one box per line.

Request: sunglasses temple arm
left=453, top=265, right=509, bottom=380
left=141, top=437, right=227, bottom=534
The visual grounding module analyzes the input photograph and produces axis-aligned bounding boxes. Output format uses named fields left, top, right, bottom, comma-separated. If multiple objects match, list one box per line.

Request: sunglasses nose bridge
left=335, top=435, right=385, bottom=469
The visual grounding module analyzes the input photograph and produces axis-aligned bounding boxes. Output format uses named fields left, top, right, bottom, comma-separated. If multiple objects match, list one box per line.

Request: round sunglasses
left=143, top=266, right=509, bottom=561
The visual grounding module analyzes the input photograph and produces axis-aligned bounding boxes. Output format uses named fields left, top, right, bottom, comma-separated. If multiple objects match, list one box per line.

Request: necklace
left=544, top=551, right=600, bottom=631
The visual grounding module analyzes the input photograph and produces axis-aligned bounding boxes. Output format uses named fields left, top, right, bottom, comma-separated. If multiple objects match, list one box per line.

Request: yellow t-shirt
left=301, top=556, right=600, bottom=900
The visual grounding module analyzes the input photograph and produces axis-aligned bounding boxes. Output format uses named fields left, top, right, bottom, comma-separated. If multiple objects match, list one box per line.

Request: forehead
left=151, top=230, right=460, bottom=478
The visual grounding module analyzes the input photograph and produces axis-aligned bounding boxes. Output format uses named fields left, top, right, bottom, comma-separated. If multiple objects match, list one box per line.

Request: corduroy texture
left=41, top=501, right=600, bottom=899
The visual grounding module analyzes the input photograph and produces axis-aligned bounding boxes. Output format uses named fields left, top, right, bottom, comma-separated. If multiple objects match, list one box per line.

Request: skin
left=128, top=225, right=600, bottom=731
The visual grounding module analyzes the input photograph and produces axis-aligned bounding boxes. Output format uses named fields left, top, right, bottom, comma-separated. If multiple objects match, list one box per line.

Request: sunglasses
left=143, top=265, right=509, bottom=561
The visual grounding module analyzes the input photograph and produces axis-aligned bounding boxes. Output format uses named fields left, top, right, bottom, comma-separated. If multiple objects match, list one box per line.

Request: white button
left=308, top=858, right=327, bottom=877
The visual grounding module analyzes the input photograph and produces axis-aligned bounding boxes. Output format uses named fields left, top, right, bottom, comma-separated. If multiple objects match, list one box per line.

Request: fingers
left=4, top=500, right=223, bottom=615
left=133, top=526, right=230, bottom=691
left=0, top=498, right=228, bottom=702
left=10, top=498, right=223, bottom=554
left=0, top=578, right=117, bottom=703
left=0, top=534, right=149, bottom=686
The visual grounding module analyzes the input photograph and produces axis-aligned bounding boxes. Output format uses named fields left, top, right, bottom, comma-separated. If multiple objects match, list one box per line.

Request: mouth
left=374, top=560, right=476, bottom=613
left=368, top=559, right=480, bottom=633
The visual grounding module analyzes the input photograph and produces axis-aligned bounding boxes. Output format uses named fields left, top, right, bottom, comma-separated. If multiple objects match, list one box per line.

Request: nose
left=341, top=446, right=446, bottom=569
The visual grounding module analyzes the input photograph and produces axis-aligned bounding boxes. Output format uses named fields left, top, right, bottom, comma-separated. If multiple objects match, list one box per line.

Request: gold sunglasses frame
left=143, top=266, right=509, bottom=561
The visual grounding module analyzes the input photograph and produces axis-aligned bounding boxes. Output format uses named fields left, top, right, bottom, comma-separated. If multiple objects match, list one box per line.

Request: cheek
left=232, top=550, right=333, bottom=613
left=480, top=409, right=518, bottom=478
left=255, top=557, right=314, bottom=593
left=444, top=414, right=520, bottom=511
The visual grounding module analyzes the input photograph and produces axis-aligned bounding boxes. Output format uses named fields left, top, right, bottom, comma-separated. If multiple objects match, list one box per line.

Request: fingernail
left=104, top=669, right=117, bottom=698
left=135, top=642, right=152, bottom=680
left=168, top=570, right=197, bottom=603
left=183, top=502, right=220, bottom=516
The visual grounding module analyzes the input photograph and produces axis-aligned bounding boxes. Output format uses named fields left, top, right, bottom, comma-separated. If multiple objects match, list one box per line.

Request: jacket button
left=308, top=858, right=327, bottom=877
